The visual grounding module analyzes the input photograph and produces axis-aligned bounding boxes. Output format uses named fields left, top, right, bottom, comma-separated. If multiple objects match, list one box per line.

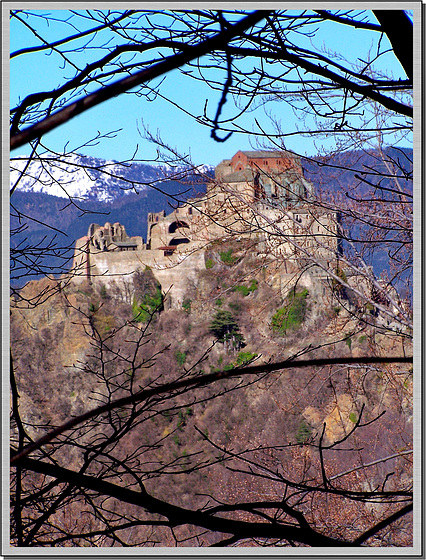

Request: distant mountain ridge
left=11, top=148, right=412, bottom=203
left=10, top=148, right=412, bottom=287
left=10, top=153, right=214, bottom=203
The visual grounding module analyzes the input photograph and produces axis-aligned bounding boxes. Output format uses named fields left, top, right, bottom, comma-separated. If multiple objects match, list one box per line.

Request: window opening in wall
left=169, top=221, right=190, bottom=234
left=169, top=237, right=190, bottom=247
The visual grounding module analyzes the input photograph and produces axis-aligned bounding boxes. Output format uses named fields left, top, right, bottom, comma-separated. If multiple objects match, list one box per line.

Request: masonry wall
left=71, top=243, right=206, bottom=308
left=68, top=151, right=341, bottom=308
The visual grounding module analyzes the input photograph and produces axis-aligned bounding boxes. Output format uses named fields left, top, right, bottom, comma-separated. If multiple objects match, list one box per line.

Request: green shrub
left=132, top=285, right=163, bottom=323
left=271, top=288, right=309, bottom=334
left=349, top=412, right=358, bottom=423
left=223, top=363, right=234, bottom=371
left=345, top=337, right=352, bottom=350
left=359, top=335, right=367, bottom=343
left=175, top=350, right=187, bottom=367
left=235, top=351, right=257, bottom=366
left=209, top=310, right=245, bottom=347
left=234, top=279, right=258, bottom=297
left=333, top=306, right=341, bottom=315
left=249, top=279, right=258, bottom=292
left=209, top=310, right=238, bottom=339
left=215, top=353, right=256, bottom=371
left=296, top=420, right=312, bottom=444
left=182, top=298, right=191, bottom=313
left=219, top=249, right=237, bottom=265
left=234, top=285, right=250, bottom=296
left=100, top=284, right=108, bottom=299
left=205, top=258, right=214, bottom=269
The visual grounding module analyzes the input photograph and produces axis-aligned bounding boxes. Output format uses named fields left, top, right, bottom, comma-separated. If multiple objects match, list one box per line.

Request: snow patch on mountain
left=10, top=153, right=214, bottom=202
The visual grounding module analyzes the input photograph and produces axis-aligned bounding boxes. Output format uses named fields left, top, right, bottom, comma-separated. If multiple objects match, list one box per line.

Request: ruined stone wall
left=69, top=198, right=339, bottom=306
left=67, top=151, right=341, bottom=308
left=85, top=247, right=206, bottom=308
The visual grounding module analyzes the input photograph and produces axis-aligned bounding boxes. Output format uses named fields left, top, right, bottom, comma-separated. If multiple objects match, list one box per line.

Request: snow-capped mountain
left=10, top=153, right=214, bottom=202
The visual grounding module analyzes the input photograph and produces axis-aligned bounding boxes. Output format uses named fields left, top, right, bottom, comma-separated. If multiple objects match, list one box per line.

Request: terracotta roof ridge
left=240, top=150, right=297, bottom=158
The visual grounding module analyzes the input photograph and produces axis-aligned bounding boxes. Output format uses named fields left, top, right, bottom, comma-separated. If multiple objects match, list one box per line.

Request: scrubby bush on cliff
left=271, top=288, right=309, bottom=335
left=233, top=279, right=258, bottom=297
left=182, top=298, right=192, bottom=313
left=219, top=248, right=237, bottom=266
left=131, top=267, right=164, bottom=322
left=132, top=286, right=163, bottom=323
left=175, top=350, right=187, bottom=367
left=235, top=351, right=257, bottom=366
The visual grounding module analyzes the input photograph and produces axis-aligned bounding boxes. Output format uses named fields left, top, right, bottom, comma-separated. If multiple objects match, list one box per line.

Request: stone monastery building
left=71, top=150, right=340, bottom=305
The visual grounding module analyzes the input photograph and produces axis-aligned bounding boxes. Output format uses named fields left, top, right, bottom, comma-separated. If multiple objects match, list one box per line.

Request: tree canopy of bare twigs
left=9, top=8, right=414, bottom=550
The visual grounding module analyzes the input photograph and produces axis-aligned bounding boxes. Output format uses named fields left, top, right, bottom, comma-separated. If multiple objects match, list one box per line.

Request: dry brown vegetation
left=10, top=240, right=412, bottom=547
left=9, top=8, right=413, bottom=549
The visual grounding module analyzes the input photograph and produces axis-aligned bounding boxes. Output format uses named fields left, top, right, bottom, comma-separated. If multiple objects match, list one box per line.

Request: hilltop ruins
left=70, top=150, right=340, bottom=306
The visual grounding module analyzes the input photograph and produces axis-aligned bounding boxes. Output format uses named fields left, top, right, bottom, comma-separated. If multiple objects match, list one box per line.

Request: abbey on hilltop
left=70, top=150, right=340, bottom=305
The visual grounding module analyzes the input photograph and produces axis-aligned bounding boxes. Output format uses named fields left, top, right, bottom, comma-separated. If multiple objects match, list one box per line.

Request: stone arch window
left=168, top=221, right=190, bottom=234
left=169, top=237, right=190, bottom=246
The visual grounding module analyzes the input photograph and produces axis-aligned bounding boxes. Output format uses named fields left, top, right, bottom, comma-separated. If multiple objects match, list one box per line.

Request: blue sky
left=10, top=9, right=412, bottom=167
